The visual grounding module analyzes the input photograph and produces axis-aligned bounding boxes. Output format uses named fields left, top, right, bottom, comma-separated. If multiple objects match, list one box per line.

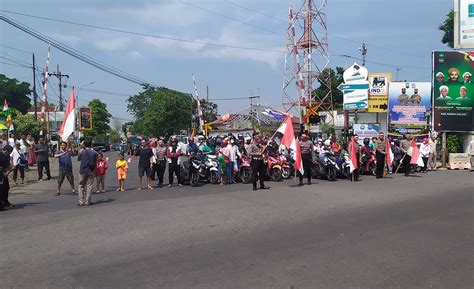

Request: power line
left=223, top=0, right=287, bottom=23
left=179, top=0, right=281, bottom=36
left=336, top=54, right=430, bottom=70
left=0, top=10, right=283, bottom=53
left=0, top=43, right=31, bottom=54
left=0, top=15, right=157, bottom=87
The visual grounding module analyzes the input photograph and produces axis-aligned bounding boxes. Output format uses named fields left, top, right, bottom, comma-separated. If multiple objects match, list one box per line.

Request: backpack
left=16, top=149, right=28, bottom=167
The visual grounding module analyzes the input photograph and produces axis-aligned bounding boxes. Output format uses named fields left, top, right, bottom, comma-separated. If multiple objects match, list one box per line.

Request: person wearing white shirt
left=227, top=138, right=241, bottom=184
left=8, top=133, right=15, bottom=147
left=11, top=142, right=25, bottom=185
left=419, top=138, right=431, bottom=173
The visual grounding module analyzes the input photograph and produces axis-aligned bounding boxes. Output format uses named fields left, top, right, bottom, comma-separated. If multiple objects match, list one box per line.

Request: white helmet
left=324, top=139, right=331, bottom=146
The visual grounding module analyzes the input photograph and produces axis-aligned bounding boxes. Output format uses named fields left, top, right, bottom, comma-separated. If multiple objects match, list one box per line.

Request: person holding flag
left=375, top=132, right=386, bottom=179
left=58, top=89, right=76, bottom=142
left=298, top=134, right=315, bottom=186
left=385, top=136, right=394, bottom=174
left=3, top=100, right=14, bottom=132
left=348, top=135, right=360, bottom=181
left=400, top=133, right=413, bottom=176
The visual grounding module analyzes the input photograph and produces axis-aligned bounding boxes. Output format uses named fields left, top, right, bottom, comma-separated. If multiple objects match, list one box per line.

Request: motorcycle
left=279, top=154, right=293, bottom=179
left=311, top=152, right=337, bottom=181
left=206, top=154, right=220, bottom=184
left=360, top=149, right=376, bottom=176
left=182, top=152, right=218, bottom=186
left=265, top=154, right=283, bottom=182
left=238, top=156, right=253, bottom=184
left=335, top=151, right=352, bottom=180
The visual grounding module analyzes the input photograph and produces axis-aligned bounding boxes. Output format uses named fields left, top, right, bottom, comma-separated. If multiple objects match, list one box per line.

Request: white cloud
left=128, top=50, right=144, bottom=60
left=50, top=33, right=81, bottom=45
left=94, top=37, right=130, bottom=51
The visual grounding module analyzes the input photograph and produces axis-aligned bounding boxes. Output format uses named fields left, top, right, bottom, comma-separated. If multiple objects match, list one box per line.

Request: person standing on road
left=35, top=138, right=51, bottom=181
left=27, top=135, right=36, bottom=166
left=299, top=134, right=316, bottom=186
left=19, top=134, right=29, bottom=170
left=11, top=142, right=26, bottom=185
left=400, top=133, right=413, bottom=177
left=428, top=134, right=437, bottom=171
left=116, top=153, right=128, bottom=191
left=0, top=145, right=13, bottom=211
left=375, top=132, right=386, bottom=179
left=166, top=137, right=182, bottom=188
left=135, top=139, right=154, bottom=191
left=227, top=137, right=240, bottom=184
left=154, top=139, right=167, bottom=188
left=249, top=133, right=269, bottom=191
left=55, top=141, right=76, bottom=196
left=77, top=140, right=97, bottom=206
left=95, top=152, right=108, bottom=193
left=420, top=138, right=430, bottom=173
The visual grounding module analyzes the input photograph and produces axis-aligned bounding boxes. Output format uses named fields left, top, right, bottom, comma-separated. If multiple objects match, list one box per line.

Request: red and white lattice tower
left=282, top=0, right=333, bottom=125
left=40, top=44, right=51, bottom=122
left=192, top=74, right=205, bottom=133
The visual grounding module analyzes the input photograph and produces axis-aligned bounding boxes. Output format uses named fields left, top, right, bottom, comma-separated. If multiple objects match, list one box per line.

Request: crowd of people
left=0, top=129, right=455, bottom=211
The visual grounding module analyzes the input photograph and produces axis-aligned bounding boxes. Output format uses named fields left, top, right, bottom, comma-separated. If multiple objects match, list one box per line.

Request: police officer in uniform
left=299, top=134, right=316, bottom=186
left=249, top=132, right=269, bottom=191
left=400, top=133, right=413, bottom=177
left=375, top=132, right=386, bottom=179
left=409, top=88, right=421, bottom=106
left=397, top=88, right=409, bottom=106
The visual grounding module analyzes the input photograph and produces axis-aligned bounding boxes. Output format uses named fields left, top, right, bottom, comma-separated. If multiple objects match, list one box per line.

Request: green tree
left=12, top=112, right=43, bottom=137
left=83, top=99, right=111, bottom=141
left=313, top=67, right=344, bottom=107
left=127, top=87, right=218, bottom=137
left=0, top=74, right=32, bottom=114
left=439, top=10, right=454, bottom=48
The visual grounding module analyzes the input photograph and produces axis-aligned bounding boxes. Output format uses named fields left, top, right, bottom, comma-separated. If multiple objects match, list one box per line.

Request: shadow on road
left=7, top=202, right=48, bottom=210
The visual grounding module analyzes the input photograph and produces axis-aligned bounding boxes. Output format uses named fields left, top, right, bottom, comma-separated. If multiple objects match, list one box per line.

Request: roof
left=210, top=104, right=287, bottom=130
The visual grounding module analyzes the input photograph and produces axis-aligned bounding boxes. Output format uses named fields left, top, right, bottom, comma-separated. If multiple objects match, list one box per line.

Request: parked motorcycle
left=278, top=154, right=293, bottom=179
left=335, top=151, right=352, bottom=180
left=182, top=152, right=218, bottom=186
left=238, top=156, right=253, bottom=184
left=311, top=152, right=337, bottom=181
left=265, top=155, right=283, bottom=182
left=360, top=150, right=376, bottom=176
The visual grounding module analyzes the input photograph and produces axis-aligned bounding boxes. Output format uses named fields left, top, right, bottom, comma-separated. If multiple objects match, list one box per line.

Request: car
left=92, top=142, right=110, bottom=152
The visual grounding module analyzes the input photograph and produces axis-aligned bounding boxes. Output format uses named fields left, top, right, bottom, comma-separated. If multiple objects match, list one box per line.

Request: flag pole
left=394, top=153, right=406, bottom=174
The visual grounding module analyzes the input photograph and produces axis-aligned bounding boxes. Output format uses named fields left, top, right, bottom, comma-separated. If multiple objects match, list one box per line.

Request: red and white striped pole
left=192, top=74, right=205, bottom=133
left=40, top=44, right=51, bottom=136
left=289, top=3, right=306, bottom=126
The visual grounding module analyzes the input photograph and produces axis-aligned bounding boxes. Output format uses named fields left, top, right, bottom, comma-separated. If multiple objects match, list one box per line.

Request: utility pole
left=359, top=43, right=367, bottom=66
left=48, top=64, right=69, bottom=111
left=32, top=53, right=38, bottom=120
left=395, top=66, right=401, bottom=81
left=206, top=85, right=209, bottom=102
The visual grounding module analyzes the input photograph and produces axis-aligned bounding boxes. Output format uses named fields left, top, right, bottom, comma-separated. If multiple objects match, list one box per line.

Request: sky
left=0, top=0, right=452, bottom=123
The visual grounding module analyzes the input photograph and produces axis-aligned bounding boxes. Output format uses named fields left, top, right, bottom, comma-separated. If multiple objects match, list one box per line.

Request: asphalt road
left=1, top=152, right=473, bottom=289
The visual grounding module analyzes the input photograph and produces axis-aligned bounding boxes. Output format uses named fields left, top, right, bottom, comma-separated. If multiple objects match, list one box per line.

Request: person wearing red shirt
left=95, top=152, right=108, bottom=193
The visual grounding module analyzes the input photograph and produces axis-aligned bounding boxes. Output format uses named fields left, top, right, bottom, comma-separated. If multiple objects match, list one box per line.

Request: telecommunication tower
left=282, top=0, right=333, bottom=125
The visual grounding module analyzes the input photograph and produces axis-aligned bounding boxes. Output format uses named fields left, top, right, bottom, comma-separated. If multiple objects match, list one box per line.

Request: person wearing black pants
left=248, top=133, right=269, bottom=191
left=0, top=145, right=12, bottom=211
left=35, top=138, right=51, bottom=180
left=166, top=137, right=182, bottom=187
left=400, top=133, right=413, bottom=177
left=375, top=132, right=386, bottom=179
left=298, top=134, right=315, bottom=185
left=155, top=140, right=167, bottom=187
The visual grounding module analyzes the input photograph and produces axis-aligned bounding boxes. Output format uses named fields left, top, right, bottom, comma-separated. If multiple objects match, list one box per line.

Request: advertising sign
left=339, top=63, right=369, bottom=110
left=454, top=0, right=474, bottom=49
left=353, top=123, right=380, bottom=144
left=79, top=107, right=92, bottom=131
left=368, top=73, right=391, bottom=112
left=388, top=82, right=431, bottom=140
left=433, top=51, right=474, bottom=132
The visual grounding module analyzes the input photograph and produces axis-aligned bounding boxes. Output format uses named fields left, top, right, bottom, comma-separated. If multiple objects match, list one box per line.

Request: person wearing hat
left=435, top=72, right=445, bottom=84
left=299, top=134, right=316, bottom=186
left=435, top=85, right=452, bottom=106
left=248, top=133, right=269, bottom=191
left=447, top=67, right=461, bottom=84
left=462, top=72, right=472, bottom=84
left=455, top=86, right=473, bottom=106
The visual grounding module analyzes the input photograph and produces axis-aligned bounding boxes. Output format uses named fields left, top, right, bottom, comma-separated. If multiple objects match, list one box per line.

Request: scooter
left=238, top=156, right=253, bottom=184
left=265, top=154, right=283, bottom=182
left=335, top=151, right=352, bottom=180
left=182, top=152, right=217, bottom=186
left=360, top=150, right=376, bottom=176
left=205, top=154, right=220, bottom=184
left=311, top=152, right=337, bottom=181
left=279, top=154, right=293, bottom=179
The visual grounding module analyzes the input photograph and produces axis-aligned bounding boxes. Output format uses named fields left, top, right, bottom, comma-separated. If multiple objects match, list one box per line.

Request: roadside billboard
left=454, top=0, right=474, bottom=49
left=433, top=51, right=474, bottom=132
left=368, top=73, right=391, bottom=112
left=79, top=107, right=92, bottom=131
left=388, top=82, right=431, bottom=140
left=340, top=63, right=369, bottom=110
left=353, top=123, right=380, bottom=144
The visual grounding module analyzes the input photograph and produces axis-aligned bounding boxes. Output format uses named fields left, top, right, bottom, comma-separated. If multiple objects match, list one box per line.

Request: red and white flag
left=348, top=136, right=358, bottom=173
left=408, top=139, right=424, bottom=166
left=277, top=117, right=303, bottom=175
left=58, top=88, right=76, bottom=141
left=385, top=137, right=393, bottom=166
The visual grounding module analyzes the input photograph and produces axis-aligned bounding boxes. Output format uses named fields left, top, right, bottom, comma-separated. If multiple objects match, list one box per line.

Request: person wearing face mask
left=227, top=137, right=240, bottom=184
left=166, top=137, right=183, bottom=187
left=248, top=132, right=269, bottom=191
left=155, top=139, right=167, bottom=188
left=299, top=134, right=316, bottom=186
left=243, top=136, right=252, bottom=156
left=375, top=132, right=386, bottom=179
left=419, top=138, right=430, bottom=173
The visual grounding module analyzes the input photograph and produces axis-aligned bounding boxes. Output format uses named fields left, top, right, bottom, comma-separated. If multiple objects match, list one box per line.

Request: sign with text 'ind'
left=368, top=73, right=391, bottom=112
left=341, top=62, right=369, bottom=110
